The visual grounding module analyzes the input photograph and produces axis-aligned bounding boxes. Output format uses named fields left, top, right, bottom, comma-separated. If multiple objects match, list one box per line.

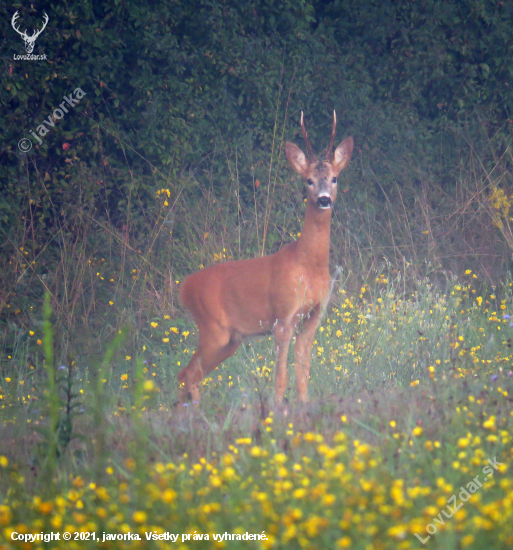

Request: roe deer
left=178, top=112, right=353, bottom=405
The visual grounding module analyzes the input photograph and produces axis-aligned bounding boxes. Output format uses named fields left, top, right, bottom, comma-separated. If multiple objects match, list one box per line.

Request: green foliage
left=3, top=0, right=512, bottom=230
left=91, top=327, right=128, bottom=481
left=37, top=294, right=83, bottom=486
left=39, top=293, right=59, bottom=478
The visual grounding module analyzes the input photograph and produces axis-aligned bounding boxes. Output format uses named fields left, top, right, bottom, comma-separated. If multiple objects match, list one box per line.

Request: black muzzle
left=317, top=196, right=332, bottom=209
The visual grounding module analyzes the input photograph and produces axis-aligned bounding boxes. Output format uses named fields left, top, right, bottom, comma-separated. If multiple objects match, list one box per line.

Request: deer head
left=12, top=11, right=49, bottom=54
left=285, top=111, right=353, bottom=211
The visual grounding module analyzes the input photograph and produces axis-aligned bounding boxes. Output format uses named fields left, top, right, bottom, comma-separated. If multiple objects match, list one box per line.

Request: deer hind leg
left=273, top=319, right=294, bottom=404
left=294, top=306, right=321, bottom=402
left=177, top=326, right=242, bottom=405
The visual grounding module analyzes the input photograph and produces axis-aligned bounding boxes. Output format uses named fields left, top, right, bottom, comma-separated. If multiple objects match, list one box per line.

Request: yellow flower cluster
left=1, top=408, right=511, bottom=550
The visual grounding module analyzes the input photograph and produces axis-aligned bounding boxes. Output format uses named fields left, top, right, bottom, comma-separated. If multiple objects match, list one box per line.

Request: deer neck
left=297, top=201, right=332, bottom=269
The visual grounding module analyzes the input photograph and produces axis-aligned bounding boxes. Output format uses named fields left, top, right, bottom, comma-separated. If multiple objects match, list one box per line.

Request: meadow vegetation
left=1, top=260, right=513, bottom=548
left=2, top=0, right=513, bottom=548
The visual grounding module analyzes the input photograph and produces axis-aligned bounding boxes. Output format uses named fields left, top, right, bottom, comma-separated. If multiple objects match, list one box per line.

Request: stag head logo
left=12, top=11, right=49, bottom=54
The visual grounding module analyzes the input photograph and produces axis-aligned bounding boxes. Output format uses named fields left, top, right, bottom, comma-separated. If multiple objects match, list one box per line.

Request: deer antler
left=300, top=111, right=315, bottom=160
left=326, top=110, right=337, bottom=161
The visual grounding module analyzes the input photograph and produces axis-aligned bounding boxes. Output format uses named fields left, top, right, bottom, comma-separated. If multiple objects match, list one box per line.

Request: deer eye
left=332, top=177, right=337, bottom=184
left=307, top=179, right=314, bottom=186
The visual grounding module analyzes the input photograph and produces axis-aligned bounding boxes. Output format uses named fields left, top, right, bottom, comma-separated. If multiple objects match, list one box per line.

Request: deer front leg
left=294, top=306, right=321, bottom=402
left=273, top=320, right=294, bottom=404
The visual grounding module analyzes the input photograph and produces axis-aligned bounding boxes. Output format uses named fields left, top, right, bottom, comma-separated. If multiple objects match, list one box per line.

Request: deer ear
left=332, top=137, right=354, bottom=174
left=285, top=142, right=309, bottom=177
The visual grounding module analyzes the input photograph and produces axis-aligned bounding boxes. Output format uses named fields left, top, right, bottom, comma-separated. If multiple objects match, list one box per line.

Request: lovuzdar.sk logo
left=11, top=10, right=49, bottom=60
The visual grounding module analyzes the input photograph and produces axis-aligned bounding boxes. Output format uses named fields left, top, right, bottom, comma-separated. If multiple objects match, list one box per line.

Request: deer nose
left=317, top=196, right=332, bottom=209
